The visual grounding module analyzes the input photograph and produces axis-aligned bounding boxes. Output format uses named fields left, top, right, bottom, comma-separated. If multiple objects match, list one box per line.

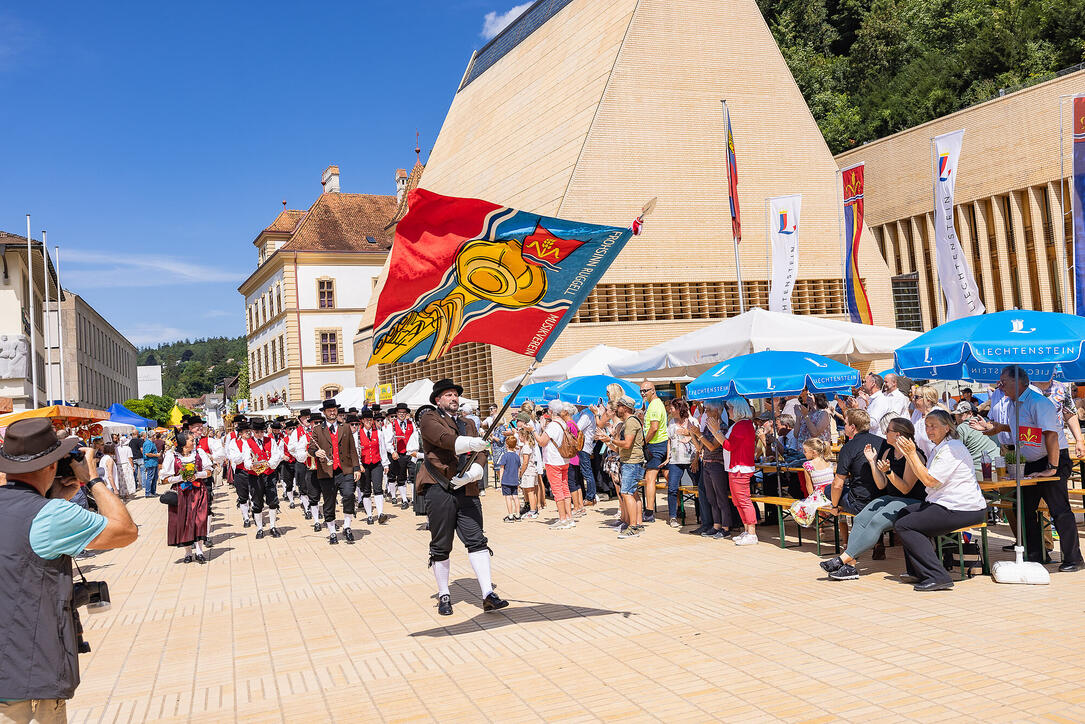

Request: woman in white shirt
left=892, top=409, right=988, bottom=591
left=908, top=385, right=947, bottom=457
left=664, top=399, right=695, bottom=528
left=97, top=443, right=122, bottom=496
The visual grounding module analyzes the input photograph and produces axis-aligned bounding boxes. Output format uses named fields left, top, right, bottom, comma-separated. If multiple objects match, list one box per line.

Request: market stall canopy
left=107, top=403, right=156, bottom=428
left=0, top=405, right=110, bottom=428
left=608, top=308, right=919, bottom=378
left=392, top=379, right=434, bottom=407
left=499, top=344, right=634, bottom=393
left=503, top=381, right=556, bottom=408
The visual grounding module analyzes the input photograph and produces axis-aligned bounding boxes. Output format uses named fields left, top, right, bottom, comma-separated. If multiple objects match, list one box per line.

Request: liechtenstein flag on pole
left=842, top=163, right=874, bottom=324
left=725, top=104, right=742, bottom=242
left=1073, top=95, right=1085, bottom=315
left=368, top=188, right=635, bottom=366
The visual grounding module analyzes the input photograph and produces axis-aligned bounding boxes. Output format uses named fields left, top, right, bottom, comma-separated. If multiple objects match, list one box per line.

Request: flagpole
left=722, top=100, right=744, bottom=313
left=56, top=245, right=67, bottom=405
left=764, top=198, right=770, bottom=309
left=26, top=215, right=38, bottom=408
left=458, top=360, right=538, bottom=476
left=43, top=230, right=52, bottom=404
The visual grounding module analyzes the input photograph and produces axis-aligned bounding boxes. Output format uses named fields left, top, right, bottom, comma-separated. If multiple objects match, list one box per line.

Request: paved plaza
left=70, top=489, right=1085, bottom=723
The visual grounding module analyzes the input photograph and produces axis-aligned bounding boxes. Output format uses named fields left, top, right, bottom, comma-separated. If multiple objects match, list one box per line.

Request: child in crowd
left=802, top=438, right=834, bottom=496
left=517, top=426, right=541, bottom=518
left=498, top=437, right=522, bottom=521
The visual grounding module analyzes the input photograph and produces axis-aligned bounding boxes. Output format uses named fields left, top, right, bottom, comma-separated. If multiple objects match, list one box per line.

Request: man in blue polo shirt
left=0, top=418, right=138, bottom=721
left=142, top=432, right=161, bottom=497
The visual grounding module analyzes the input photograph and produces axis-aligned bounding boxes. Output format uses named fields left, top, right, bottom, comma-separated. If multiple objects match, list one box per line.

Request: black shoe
left=401, top=501, right=410, bottom=510
left=378, top=514, right=388, bottom=525
left=195, top=553, right=207, bottom=564
left=437, top=594, right=453, bottom=616
left=913, top=580, right=954, bottom=592
left=314, top=521, right=323, bottom=532
left=898, top=574, right=921, bottom=584
left=520, top=502, right=531, bottom=515
left=1058, top=561, right=1082, bottom=573
left=829, top=563, right=859, bottom=580
left=269, top=527, right=282, bottom=538
left=243, top=518, right=251, bottom=528
left=183, top=555, right=193, bottom=564
left=1002, top=543, right=1018, bottom=552
left=328, top=533, right=338, bottom=545
left=367, top=515, right=374, bottom=525
left=255, top=529, right=265, bottom=540
left=304, top=508, right=312, bottom=520
left=343, top=528, right=355, bottom=543
left=289, top=501, right=296, bottom=509
left=643, top=512, right=656, bottom=523
left=820, top=556, right=844, bottom=573
left=483, top=592, right=509, bottom=612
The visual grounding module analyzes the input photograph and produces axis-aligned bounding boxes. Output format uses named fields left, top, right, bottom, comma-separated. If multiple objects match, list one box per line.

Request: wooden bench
left=749, top=495, right=802, bottom=549
left=936, top=522, right=989, bottom=578
left=677, top=485, right=699, bottom=525
left=815, top=507, right=855, bottom=555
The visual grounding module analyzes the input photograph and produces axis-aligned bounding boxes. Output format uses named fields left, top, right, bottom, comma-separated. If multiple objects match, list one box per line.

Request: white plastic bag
left=790, top=488, right=830, bottom=527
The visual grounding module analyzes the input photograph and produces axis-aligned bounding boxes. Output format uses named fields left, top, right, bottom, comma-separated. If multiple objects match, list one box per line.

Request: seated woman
left=892, top=409, right=988, bottom=591
left=820, top=417, right=925, bottom=580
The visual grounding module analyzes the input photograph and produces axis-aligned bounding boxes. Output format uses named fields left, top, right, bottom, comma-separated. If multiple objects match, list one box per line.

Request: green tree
left=122, top=394, right=176, bottom=427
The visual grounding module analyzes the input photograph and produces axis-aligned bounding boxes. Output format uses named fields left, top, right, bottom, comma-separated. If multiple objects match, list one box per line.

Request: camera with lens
left=71, top=580, right=110, bottom=654
left=55, top=448, right=86, bottom=480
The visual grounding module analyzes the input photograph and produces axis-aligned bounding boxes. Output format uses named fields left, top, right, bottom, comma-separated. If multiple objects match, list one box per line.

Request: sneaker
left=820, top=557, right=844, bottom=573
left=549, top=519, right=566, bottom=529
left=523, top=511, right=539, bottom=519
left=668, top=519, right=681, bottom=529
left=513, top=514, right=521, bottom=521
left=829, top=563, right=860, bottom=580
left=607, top=518, right=624, bottom=528
left=734, top=532, right=758, bottom=546
left=572, top=508, right=587, bottom=518
left=617, top=526, right=640, bottom=539
left=642, top=511, right=656, bottom=523
left=711, top=529, right=732, bottom=540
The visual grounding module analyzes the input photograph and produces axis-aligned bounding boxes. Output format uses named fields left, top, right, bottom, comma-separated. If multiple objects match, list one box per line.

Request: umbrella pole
left=457, top=361, right=538, bottom=476
left=1014, top=368, right=1024, bottom=564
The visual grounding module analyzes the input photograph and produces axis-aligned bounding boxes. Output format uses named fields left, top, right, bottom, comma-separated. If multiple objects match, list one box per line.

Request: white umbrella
left=608, top=308, right=920, bottom=378
left=392, top=378, right=434, bottom=406
left=499, top=344, right=634, bottom=392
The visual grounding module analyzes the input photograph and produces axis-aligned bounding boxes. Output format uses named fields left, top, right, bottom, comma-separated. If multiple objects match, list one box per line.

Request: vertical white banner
left=932, top=130, right=985, bottom=320
left=768, top=194, right=801, bottom=313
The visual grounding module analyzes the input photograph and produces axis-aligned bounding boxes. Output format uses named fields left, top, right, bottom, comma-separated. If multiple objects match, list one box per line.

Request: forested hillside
left=757, top=0, right=1085, bottom=153
left=138, top=336, right=245, bottom=399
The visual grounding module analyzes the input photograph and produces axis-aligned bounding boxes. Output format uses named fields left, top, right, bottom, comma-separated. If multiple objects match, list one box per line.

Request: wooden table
left=977, top=476, right=1059, bottom=554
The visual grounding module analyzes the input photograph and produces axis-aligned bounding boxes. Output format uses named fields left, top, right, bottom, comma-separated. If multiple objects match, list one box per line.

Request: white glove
left=450, top=463, right=484, bottom=488
left=454, top=436, right=489, bottom=454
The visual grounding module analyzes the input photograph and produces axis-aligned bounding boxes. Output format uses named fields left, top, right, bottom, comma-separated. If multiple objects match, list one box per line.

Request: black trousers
left=406, top=459, right=417, bottom=491
left=425, top=483, right=489, bottom=564
left=358, top=462, right=383, bottom=498
left=1022, top=450, right=1083, bottom=564
left=388, top=456, right=409, bottom=484
left=894, top=501, right=986, bottom=585
left=279, top=462, right=297, bottom=493
left=248, top=472, right=280, bottom=514
left=318, top=471, right=356, bottom=522
left=295, top=462, right=317, bottom=507
left=233, top=469, right=250, bottom=508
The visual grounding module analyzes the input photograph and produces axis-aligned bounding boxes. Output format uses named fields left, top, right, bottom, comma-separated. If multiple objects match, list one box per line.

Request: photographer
left=0, top=418, right=138, bottom=722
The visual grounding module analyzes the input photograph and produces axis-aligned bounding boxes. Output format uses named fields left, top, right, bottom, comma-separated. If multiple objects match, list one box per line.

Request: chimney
left=321, top=165, right=341, bottom=194
left=395, top=169, right=408, bottom=203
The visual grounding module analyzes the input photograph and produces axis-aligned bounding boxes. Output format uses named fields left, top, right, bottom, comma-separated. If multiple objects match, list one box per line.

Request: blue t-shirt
left=29, top=499, right=108, bottom=560
left=498, top=450, right=521, bottom=487
left=143, top=439, right=159, bottom=468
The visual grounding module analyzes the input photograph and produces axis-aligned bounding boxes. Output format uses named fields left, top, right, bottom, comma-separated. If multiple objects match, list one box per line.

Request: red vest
left=275, top=433, right=295, bottom=463
left=358, top=427, right=382, bottom=465
left=245, top=436, right=272, bottom=474
left=392, top=419, right=413, bottom=454
left=173, top=452, right=205, bottom=487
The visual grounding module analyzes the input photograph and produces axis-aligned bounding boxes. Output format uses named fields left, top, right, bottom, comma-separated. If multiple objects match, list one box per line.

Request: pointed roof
left=263, top=209, right=306, bottom=235
left=384, top=160, right=425, bottom=231
left=281, top=192, right=398, bottom=252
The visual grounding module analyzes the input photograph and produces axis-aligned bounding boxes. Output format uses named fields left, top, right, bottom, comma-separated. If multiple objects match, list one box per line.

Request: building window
left=263, top=345, right=270, bottom=377
left=318, top=278, right=335, bottom=309
left=275, top=284, right=283, bottom=315
left=322, top=384, right=341, bottom=399
left=279, top=334, right=286, bottom=369
left=319, top=331, right=339, bottom=364
left=261, top=295, right=267, bottom=324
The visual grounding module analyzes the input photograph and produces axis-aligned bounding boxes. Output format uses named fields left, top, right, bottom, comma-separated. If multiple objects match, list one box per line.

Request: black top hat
left=320, top=399, right=337, bottom=411
left=186, top=414, right=205, bottom=426
left=0, top=418, right=82, bottom=475
left=233, top=415, right=248, bottom=424
left=345, top=413, right=359, bottom=424
left=284, top=419, right=298, bottom=428
left=430, top=378, right=464, bottom=404
left=297, top=408, right=311, bottom=418
left=236, top=419, right=252, bottom=431
left=251, top=419, right=267, bottom=431
left=360, top=408, right=374, bottom=420
left=395, top=402, right=410, bottom=412
left=270, top=420, right=283, bottom=430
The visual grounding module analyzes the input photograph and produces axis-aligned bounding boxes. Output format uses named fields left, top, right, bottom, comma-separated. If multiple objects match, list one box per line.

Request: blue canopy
left=548, top=375, right=641, bottom=407
left=107, top=403, right=157, bottom=428
left=686, top=351, right=861, bottom=400
left=503, top=381, right=556, bottom=408
left=894, top=310, right=1085, bottom=382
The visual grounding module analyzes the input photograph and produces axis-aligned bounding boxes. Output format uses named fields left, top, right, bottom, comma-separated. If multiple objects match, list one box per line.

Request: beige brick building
left=835, top=69, right=1085, bottom=331
left=356, top=0, right=897, bottom=405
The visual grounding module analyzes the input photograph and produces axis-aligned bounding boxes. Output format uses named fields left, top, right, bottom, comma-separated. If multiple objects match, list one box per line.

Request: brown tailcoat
left=414, top=408, right=486, bottom=497
left=307, top=421, right=359, bottom=477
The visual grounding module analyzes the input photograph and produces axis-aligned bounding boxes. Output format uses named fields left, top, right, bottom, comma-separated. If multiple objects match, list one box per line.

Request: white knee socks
left=327, top=521, right=337, bottom=535
left=268, top=509, right=277, bottom=528
left=433, top=559, right=451, bottom=596
left=343, top=513, right=353, bottom=530
left=254, top=510, right=264, bottom=530
left=194, top=541, right=205, bottom=555
left=362, top=496, right=373, bottom=516
left=468, top=550, right=493, bottom=598
left=398, top=485, right=408, bottom=502
left=240, top=502, right=250, bottom=521
left=374, top=495, right=384, bottom=516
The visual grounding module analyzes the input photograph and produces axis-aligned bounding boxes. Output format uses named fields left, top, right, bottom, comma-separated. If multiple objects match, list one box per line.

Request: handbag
left=159, top=489, right=179, bottom=506
left=790, top=487, right=829, bottom=527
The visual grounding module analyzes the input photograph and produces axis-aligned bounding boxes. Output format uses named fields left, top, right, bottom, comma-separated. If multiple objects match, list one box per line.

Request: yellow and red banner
left=842, top=163, right=873, bottom=325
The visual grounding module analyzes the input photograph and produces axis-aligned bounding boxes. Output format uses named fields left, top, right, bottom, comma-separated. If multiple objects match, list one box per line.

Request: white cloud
left=122, top=324, right=197, bottom=347
left=60, top=249, right=244, bottom=288
left=481, top=2, right=532, bottom=40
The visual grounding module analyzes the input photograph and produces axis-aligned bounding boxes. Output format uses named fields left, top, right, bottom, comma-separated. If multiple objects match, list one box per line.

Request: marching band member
left=308, top=399, right=361, bottom=545
left=279, top=419, right=300, bottom=508
left=389, top=403, right=417, bottom=509
left=288, top=409, right=319, bottom=522
left=356, top=409, right=389, bottom=525
left=243, top=419, right=283, bottom=538
left=226, top=419, right=255, bottom=527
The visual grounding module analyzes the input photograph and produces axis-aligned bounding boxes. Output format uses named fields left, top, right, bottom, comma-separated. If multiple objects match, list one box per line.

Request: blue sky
left=1, top=1, right=533, bottom=347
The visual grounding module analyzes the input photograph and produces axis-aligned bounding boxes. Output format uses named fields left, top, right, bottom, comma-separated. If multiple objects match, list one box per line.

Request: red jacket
left=721, top=419, right=756, bottom=471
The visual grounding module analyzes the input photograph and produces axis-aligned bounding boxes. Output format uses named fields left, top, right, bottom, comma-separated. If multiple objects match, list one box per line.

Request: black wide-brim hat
left=430, top=378, right=463, bottom=404
left=320, top=399, right=338, bottom=411
left=186, top=415, right=205, bottom=425
left=395, top=402, right=410, bottom=412
left=360, top=409, right=374, bottom=420
left=0, top=418, right=81, bottom=475
left=251, top=419, right=267, bottom=431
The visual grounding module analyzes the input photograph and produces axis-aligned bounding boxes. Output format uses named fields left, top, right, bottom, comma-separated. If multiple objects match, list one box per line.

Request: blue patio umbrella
left=894, top=310, right=1085, bottom=383
left=503, top=381, right=556, bottom=408
left=548, top=375, right=641, bottom=407
left=685, top=351, right=861, bottom=400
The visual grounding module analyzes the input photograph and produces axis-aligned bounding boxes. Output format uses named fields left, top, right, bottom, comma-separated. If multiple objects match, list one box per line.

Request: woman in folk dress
left=161, top=432, right=212, bottom=563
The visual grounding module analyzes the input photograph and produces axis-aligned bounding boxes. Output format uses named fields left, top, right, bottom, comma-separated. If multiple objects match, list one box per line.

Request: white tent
left=608, top=308, right=920, bottom=378
left=390, top=378, right=478, bottom=410
left=499, top=344, right=634, bottom=392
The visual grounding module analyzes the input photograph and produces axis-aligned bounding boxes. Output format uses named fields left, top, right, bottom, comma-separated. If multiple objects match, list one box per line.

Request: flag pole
left=459, top=360, right=538, bottom=475
left=722, top=100, right=745, bottom=313
left=26, top=214, right=38, bottom=408
left=55, top=245, right=67, bottom=405
left=43, top=230, right=52, bottom=404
